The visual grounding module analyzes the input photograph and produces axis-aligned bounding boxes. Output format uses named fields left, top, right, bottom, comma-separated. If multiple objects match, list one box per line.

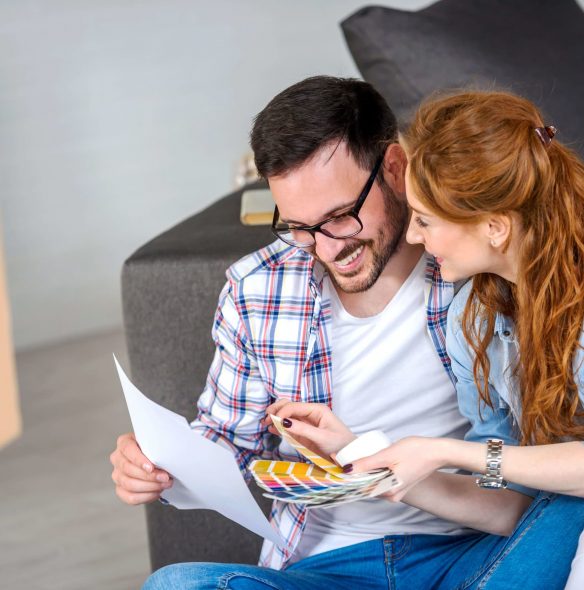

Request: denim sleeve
left=574, top=330, right=584, bottom=407
left=446, top=303, right=538, bottom=498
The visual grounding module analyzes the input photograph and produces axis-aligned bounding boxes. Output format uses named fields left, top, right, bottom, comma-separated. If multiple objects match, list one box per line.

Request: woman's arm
left=400, top=471, right=532, bottom=537
left=439, top=437, right=584, bottom=496
left=265, top=401, right=535, bottom=536
left=349, top=435, right=584, bottom=535
left=441, top=297, right=584, bottom=498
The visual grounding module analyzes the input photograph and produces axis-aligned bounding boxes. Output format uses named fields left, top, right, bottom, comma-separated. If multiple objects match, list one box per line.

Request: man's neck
left=334, top=242, right=425, bottom=318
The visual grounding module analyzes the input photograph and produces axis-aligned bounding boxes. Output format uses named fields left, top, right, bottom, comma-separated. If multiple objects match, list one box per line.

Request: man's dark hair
left=251, top=76, right=398, bottom=178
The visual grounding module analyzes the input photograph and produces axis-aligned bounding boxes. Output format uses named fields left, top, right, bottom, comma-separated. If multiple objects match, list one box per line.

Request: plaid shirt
left=192, top=239, right=456, bottom=570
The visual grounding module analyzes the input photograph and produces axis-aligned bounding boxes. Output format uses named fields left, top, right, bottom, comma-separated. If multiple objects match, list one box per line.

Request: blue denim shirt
left=446, top=281, right=584, bottom=497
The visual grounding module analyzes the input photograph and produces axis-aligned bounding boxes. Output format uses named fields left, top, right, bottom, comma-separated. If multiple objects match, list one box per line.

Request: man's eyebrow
left=281, top=201, right=355, bottom=225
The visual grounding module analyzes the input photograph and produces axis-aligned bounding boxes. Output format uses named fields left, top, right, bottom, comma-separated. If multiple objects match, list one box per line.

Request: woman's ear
left=486, top=214, right=513, bottom=248
left=383, top=143, right=408, bottom=195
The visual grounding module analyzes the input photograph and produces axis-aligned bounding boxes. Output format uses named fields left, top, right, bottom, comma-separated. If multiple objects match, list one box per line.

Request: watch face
left=476, top=477, right=505, bottom=489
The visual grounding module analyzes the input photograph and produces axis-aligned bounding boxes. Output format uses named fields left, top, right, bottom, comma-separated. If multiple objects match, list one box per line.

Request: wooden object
left=0, top=220, right=21, bottom=449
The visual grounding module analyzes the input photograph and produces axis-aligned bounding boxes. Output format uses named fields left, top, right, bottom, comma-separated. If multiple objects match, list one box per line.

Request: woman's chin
left=438, top=265, right=458, bottom=283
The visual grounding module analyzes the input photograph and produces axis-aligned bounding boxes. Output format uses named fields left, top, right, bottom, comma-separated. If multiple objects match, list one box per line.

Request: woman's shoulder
left=447, top=280, right=474, bottom=333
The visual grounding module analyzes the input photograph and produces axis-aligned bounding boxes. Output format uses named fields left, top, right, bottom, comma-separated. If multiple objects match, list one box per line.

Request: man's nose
left=314, top=232, right=347, bottom=262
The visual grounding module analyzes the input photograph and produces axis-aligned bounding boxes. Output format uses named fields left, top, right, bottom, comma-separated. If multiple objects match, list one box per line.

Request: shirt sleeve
left=446, top=303, right=538, bottom=498
left=573, top=329, right=584, bottom=407
left=190, top=280, right=278, bottom=482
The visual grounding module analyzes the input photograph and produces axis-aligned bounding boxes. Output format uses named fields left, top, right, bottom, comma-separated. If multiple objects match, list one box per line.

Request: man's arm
left=111, top=279, right=274, bottom=504
left=191, top=279, right=276, bottom=480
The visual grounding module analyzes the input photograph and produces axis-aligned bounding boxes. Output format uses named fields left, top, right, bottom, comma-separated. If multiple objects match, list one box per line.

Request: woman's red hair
left=403, top=90, right=584, bottom=444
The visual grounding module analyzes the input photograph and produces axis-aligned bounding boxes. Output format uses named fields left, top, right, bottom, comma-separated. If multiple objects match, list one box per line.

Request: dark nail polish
left=282, top=418, right=292, bottom=428
left=343, top=464, right=353, bottom=473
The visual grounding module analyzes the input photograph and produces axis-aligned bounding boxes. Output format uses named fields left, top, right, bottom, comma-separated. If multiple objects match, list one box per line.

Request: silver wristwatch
left=476, top=439, right=508, bottom=489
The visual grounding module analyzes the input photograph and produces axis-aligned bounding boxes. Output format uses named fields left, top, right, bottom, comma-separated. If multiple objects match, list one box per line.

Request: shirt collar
left=495, top=312, right=515, bottom=341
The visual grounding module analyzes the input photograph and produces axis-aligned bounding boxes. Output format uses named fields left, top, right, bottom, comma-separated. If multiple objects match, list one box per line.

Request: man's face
left=269, top=143, right=409, bottom=293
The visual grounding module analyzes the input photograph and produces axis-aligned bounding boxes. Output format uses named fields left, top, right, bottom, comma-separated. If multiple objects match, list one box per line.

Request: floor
left=1, top=329, right=151, bottom=590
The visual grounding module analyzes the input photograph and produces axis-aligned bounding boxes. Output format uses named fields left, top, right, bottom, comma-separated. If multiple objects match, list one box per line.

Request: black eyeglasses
left=271, top=155, right=384, bottom=248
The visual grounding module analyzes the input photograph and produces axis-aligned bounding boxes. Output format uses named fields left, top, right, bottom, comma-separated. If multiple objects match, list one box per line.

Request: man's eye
left=415, top=216, right=428, bottom=228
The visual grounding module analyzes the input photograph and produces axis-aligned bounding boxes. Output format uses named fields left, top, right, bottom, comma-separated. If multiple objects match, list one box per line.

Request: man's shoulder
left=226, top=239, right=314, bottom=285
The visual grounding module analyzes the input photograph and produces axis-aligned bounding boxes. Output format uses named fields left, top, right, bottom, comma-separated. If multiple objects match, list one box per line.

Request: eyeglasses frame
left=270, top=155, right=384, bottom=248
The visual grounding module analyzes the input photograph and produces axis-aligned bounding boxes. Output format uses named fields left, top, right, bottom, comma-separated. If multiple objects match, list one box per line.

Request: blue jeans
left=143, top=492, right=584, bottom=590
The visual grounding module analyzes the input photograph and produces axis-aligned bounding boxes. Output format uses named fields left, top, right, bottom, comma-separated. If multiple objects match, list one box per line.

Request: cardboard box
left=0, top=221, right=21, bottom=449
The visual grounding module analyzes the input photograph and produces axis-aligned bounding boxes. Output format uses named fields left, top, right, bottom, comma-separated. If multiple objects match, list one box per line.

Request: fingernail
left=282, top=418, right=292, bottom=428
left=162, top=481, right=173, bottom=489
left=342, top=464, right=353, bottom=473
left=156, top=474, right=169, bottom=483
left=143, top=463, right=153, bottom=473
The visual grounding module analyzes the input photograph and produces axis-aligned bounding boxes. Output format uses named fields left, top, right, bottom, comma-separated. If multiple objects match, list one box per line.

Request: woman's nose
left=405, top=217, right=423, bottom=245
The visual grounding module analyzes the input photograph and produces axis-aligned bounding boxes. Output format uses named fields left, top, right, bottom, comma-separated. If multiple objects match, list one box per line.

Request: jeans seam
left=384, top=539, right=395, bottom=590
left=217, top=573, right=282, bottom=590
left=456, top=494, right=553, bottom=590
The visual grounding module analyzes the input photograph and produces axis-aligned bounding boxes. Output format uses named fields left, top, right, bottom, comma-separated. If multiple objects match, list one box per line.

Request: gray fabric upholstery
left=122, top=183, right=274, bottom=570
left=341, top=0, right=584, bottom=156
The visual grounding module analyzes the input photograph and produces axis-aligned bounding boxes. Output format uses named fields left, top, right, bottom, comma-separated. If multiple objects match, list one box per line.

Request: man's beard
left=315, top=183, right=409, bottom=294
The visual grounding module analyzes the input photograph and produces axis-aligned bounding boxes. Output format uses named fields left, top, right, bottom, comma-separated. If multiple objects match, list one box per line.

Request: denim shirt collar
left=494, top=312, right=516, bottom=343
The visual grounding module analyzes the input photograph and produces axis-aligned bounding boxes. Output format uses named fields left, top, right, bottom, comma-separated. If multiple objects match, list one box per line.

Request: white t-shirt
left=293, top=254, right=472, bottom=561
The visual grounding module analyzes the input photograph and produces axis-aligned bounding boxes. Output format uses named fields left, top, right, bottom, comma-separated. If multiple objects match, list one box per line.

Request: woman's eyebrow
left=409, top=205, right=431, bottom=215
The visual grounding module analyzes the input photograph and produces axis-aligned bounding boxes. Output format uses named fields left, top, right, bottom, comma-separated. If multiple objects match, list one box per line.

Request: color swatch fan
left=249, top=416, right=400, bottom=508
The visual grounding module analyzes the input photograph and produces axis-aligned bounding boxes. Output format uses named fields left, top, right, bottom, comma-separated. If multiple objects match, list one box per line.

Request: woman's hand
left=264, top=400, right=357, bottom=459
left=351, top=436, right=447, bottom=502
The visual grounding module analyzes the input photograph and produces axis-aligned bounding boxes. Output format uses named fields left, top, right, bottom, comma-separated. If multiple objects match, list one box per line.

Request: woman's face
left=404, top=166, right=504, bottom=283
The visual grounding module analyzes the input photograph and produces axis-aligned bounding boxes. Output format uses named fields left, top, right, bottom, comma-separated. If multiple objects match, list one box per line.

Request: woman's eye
left=415, top=216, right=428, bottom=228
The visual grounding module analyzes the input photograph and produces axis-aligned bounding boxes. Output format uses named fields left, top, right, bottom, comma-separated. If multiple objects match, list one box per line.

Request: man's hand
left=110, top=433, right=173, bottom=505
left=264, top=401, right=356, bottom=459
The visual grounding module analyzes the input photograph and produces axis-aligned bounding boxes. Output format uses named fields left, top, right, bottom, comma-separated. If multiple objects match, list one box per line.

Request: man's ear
left=382, top=143, right=408, bottom=195
left=486, top=214, right=513, bottom=248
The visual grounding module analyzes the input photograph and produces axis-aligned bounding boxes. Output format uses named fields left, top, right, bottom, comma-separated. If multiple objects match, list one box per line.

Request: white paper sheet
left=113, top=355, right=283, bottom=547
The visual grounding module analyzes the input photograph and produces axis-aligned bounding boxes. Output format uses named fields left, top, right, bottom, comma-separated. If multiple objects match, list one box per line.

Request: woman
left=266, top=90, right=584, bottom=588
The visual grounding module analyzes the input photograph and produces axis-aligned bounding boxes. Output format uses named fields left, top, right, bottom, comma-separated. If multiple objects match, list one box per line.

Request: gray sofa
left=122, top=0, right=584, bottom=572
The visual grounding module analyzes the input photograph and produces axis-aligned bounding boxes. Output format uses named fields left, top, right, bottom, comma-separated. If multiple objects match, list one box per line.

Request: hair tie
left=534, top=125, right=557, bottom=148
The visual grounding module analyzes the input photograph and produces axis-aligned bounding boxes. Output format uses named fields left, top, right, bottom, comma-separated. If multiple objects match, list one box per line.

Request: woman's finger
left=351, top=449, right=393, bottom=473
left=272, top=402, right=330, bottom=424
left=265, top=398, right=293, bottom=416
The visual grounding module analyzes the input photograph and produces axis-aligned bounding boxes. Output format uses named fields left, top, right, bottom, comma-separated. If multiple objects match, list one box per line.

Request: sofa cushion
left=341, top=0, right=584, bottom=155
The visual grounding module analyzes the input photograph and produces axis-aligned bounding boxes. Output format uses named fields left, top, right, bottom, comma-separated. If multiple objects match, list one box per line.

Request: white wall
left=0, top=0, right=440, bottom=349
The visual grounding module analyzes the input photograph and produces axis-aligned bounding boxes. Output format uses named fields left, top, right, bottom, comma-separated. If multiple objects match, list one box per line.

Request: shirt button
left=503, top=330, right=511, bottom=337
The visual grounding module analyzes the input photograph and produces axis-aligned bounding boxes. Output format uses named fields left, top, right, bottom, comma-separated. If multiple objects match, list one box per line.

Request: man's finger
left=119, top=459, right=172, bottom=483
left=115, top=487, right=162, bottom=506
left=114, top=472, right=173, bottom=494
left=118, top=433, right=162, bottom=475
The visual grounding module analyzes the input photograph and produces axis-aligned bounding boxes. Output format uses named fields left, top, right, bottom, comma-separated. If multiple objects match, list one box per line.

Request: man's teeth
left=336, top=245, right=364, bottom=267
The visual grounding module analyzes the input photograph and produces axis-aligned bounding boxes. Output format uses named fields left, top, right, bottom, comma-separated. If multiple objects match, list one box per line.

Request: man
left=111, top=76, right=575, bottom=589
